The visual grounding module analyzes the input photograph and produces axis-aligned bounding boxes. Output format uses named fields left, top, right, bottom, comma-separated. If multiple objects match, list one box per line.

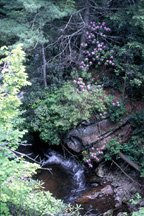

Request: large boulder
left=64, top=118, right=130, bottom=152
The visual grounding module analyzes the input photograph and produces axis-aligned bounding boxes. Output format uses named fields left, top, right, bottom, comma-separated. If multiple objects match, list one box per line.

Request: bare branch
left=112, top=160, right=143, bottom=187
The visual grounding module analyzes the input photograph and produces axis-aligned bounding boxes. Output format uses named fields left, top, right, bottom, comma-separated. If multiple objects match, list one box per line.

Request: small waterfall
left=42, top=150, right=85, bottom=201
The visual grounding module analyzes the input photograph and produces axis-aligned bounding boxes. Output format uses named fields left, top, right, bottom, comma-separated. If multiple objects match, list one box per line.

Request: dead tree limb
left=118, top=152, right=140, bottom=171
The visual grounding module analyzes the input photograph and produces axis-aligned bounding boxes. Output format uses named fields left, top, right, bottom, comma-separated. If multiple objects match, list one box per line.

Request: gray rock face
left=64, top=118, right=130, bottom=152
left=101, top=185, right=113, bottom=195
left=96, top=164, right=105, bottom=177
left=117, top=213, right=127, bottom=216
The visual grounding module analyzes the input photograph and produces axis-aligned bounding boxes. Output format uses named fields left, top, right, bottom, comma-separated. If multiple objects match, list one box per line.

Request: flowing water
left=38, top=150, right=85, bottom=202
left=35, top=150, right=126, bottom=215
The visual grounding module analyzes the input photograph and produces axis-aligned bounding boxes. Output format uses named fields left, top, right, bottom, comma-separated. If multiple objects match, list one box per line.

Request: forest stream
left=34, top=150, right=128, bottom=215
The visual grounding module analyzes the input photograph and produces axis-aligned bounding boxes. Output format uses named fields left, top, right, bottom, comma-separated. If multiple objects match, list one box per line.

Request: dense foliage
left=30, top=78, right=109, bottom=144
left=0, top=0, right=144, bottom=215
left=0, top=45, right=80, bottom=216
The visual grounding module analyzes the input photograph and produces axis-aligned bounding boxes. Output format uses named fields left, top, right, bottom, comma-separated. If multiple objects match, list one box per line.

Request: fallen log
left=118, top=151, right=140, bottom=171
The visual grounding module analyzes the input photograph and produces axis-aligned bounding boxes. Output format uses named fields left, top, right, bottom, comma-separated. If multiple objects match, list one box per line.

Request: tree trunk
left=78, top=0, right=90, bottom=64
left=41, top=43, right=47, bottom=88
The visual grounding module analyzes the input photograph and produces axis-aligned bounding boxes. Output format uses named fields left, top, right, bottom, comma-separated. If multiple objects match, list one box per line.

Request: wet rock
left=101, top=185, right=113, bottom=195
left=76, top=191, right=101, bottom=203
left=96, top=165, right=105, bottom=177
left=87, top=214, right=96, bottom=216
left=91, top=183, right=99, bottom=188
left=137, top=198, right=144, bottom=207
left=115, top=196, right=122, bottom=207
left=103, top=209, right=113, bottom=216
left=86, top=174, right=101, bottom=183
left=117, top=213, right=127, bottom=216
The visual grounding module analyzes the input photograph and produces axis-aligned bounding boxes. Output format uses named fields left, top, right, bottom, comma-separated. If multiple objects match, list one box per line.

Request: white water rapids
left=41, top=150, right=85, bottom=201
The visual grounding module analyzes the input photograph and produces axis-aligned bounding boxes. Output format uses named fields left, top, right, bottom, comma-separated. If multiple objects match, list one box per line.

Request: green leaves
left=0, top=44, right=81, bottom=216
left=105, top=138, right=122, bottom=161
left=30, top=80, right=108, bottom=144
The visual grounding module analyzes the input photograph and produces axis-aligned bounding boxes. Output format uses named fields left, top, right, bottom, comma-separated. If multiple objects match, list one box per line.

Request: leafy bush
left=0, top=45, right=81, bottom=216
left=129, top=109, right=144, bottom=134
left=132, top=207, right=144, bottom=216
left=107, top=98, right=125, bottom=122
left=104, top=138, right=122, bottom=161
left=82, top=147, right=103, bottom=168
left=31, top=78, right=109, bottom=144
left=122, top=133, right=144, bottom=177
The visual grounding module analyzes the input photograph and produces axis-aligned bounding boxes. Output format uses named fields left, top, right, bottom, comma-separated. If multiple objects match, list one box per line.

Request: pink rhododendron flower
left=73, top=80, right=76, bottom=83
left=87, top=85, right=91, bottom=90
left=99, top=113, right=102, bottom=116
left=112, top=103, right=115, bottom=105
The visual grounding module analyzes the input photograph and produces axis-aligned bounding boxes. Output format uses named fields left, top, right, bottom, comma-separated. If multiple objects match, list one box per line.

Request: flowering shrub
left=82, top=147, right=103, bottom=168
left=73, top=77, right=102, bottom=92
left=107, top=99, right=125, bottom=122
left=80, top=21, right=115, bottom=70
left=31, top=78, right=109, bottom=144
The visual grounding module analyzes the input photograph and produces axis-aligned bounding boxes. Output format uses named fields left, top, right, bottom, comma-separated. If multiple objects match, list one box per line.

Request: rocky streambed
left=34, top=149, right=144, bottom=216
